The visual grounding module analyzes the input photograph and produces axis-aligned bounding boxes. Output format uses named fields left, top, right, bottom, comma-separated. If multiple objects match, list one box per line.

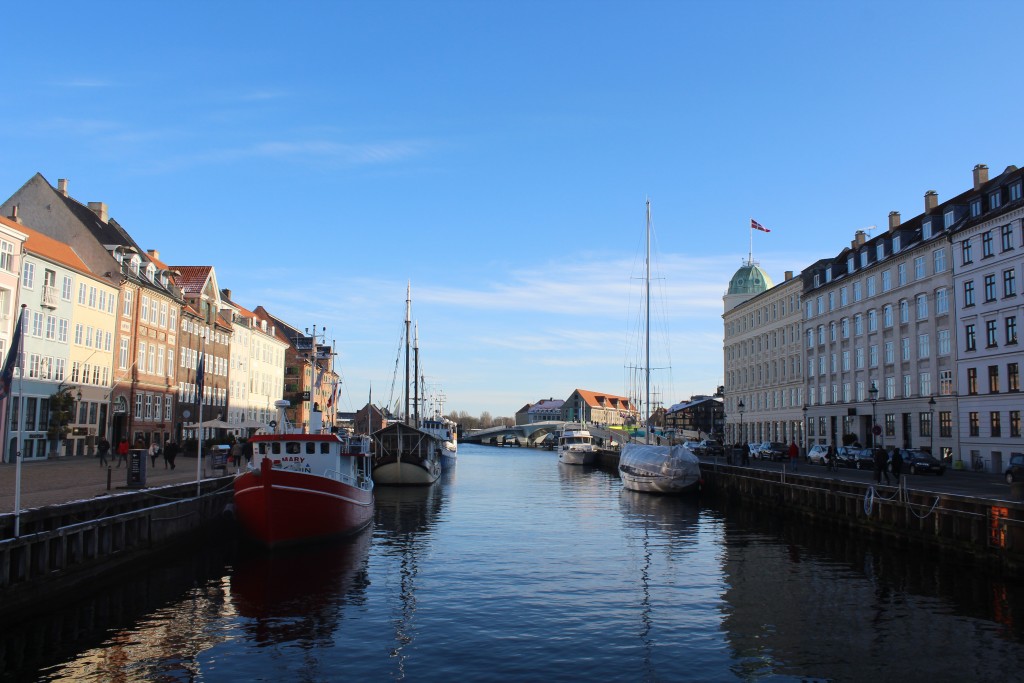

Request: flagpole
left=195, top=335, right=205, bottom=497
left=13, top=304, right=27, bottom=537
left=748, top=218, right=753, bottom=266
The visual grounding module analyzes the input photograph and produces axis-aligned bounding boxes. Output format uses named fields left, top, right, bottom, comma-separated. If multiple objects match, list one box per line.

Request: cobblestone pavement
left=0, top=454, right=235, bottom=511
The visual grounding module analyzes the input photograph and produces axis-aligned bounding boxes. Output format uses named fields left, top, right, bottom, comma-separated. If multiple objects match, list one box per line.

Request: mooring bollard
left=107, top=466, right=112, bottom=490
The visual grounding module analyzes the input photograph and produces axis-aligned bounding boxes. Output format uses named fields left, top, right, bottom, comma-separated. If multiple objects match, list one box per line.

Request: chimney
left=888, top=211, right=901, bottom=232
left=87, top=201, right=108, bottom=222
left=8, top=205, right=21, bottom=224
left=146, top=249, right=160, bottom=261
left=223, top=288, right=232, bottom=301
left=924, top=191, right=938, bottom=213
left=57, top=178, right=68, bottom=196
left=784, top=270, right=793, bottom=281
left=852, top=230, right=867, bottom=249
left=973, top=163, right=989, bottom=190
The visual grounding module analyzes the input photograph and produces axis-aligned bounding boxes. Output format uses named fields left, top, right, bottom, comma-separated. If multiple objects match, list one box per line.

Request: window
left=123, top=289, right=133, bottom=317
left=135, top=394, right=143, bottom=419
left=986, top=320, right=998, bottom=347
left=22, top=262, right=34, bottom=289
left=78, top=282, right=87, bottom=304
left=842, top=350, right=850, bottom=371
left=991, top=412, right=1001, bottom=437
left=901, top=337, right=910, bottom=361
left=841, top=318, right=849, bottom=338
left=916, top=294, right=928, bottom=319
left=1004, top=269, right=1017, bottom=297
left=969, top=412, right=979, bottom=437
left=885, top=376, right=895, bottom=399
left=882, top=270, right=891, bottom=292
left=914, top=256, right=926, bottom=279
left=964, top=281, right=975, bottom=307
left=936, top=288, right=949, bottom=314
left=923, top=220, right=933, bottom=239
left=1012, top=411, right=1022, bottom=438
left=970, top=199, right=982, bottom=217
left=877, top=243, right=885, bottom=261
left=919, top=372, right=931, bottom=396
left=962, top=239, right=973, bottom=265
left=968, top=367, right=978, bottom=395
left=868, top=309, right=877, bottom=332
left=985, top=274, right=997, bottom=302
left=893, top=235, right=901, bottom=253
left=855, top=314, right=863, bottom=335
left=140, top=295, right=150, bottom=322
left=989, top=365, right=1000, bottom=393
left=88, top=286, right=97, bottom=308
left=120, top=338, right=129, bottom=369
left=938, top=329, right=950, bottom=355
left=853, top=281, right=862, bottom=302
left=920, top=411, right=932, bottom=438
left=840, top=287, right=848, bottom=306
left=867, top=276, right=877, bottom=297
left=940, top=411, right=953, bottom=438
left=1003, top=224, right=1015, bottom=251
left=939, top=369, right=952, bottom=395
left=1009, top=363, right=1020, bottom=392
left=898, top=263, right=907, bottom=286
left=933, top=248, right=947, bottom=273
left=899, top=299, right=909, bottom=323
left=870, top=345, right=878, bottom=367
left=883, top=305, right=893, bottom=328
left=885, top=413, right=895, bottom=437
left=990, top=191, right=1002, bottom=210
left=983, top=231, right=994, bottom=257
left=830, top=322, right=837, bottom=342
left=828, top=291, right=835, bottom=311
left=884, top=341, right=894, bottom=364
left=856, top=347, right=864, bottom=369
left=1008, top=317, right=1018, bottom=345
left=58, top=319, right=68, bottom=343
left=918, top=333, right=930, bottom=358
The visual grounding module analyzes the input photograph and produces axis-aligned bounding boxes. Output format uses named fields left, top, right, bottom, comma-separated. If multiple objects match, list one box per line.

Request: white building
left=221, top=290, right=286, bottom=434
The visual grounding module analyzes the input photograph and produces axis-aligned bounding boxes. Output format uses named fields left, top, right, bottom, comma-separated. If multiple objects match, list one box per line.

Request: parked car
left=697, top=439, right=724, bottom=456
left=807, top=444, right=829, bottom=465
left=682, top=441, right=702, bottom=452
left=853, top=448, right=875, bottom=470
left=747, top=442, right=763, bottom=458
left=836, top=446, right=862, bottom=468
left=760, top=441, right=788, bottom=461
left=894, top=449, right=946, bottom=475
left=1005, top=453, right=1024, bottom=484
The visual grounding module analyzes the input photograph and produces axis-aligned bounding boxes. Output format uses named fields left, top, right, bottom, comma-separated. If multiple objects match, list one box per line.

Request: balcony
left=41, top=285, right=58, bottom=309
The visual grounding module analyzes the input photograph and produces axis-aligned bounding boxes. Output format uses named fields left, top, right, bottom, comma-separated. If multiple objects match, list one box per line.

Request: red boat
left=233, top=431, right=374, bottom=548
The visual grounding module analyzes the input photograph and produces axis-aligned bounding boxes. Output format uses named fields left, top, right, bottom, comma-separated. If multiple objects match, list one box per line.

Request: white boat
left=420, top=414, right=457, bottom=468
left=618, top=443, right=701, bottom=494
left=558, top=428, right=597, bottom=465
left=619, top=201, right=701, bottom=494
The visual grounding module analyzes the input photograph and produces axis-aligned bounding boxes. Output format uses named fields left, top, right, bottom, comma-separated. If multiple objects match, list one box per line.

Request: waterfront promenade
left=0, top=454, right=222, bottom=512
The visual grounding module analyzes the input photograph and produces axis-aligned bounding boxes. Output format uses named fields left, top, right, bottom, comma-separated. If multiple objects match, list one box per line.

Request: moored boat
left=233, top=404, right=374, bottom=548
left=618, top=443, right=701, bottom=494
left=372, top=421, right=442, bottom=485
left=420, top=413, right=458, bottom=468
left=558, top=428, right=597, bottom=465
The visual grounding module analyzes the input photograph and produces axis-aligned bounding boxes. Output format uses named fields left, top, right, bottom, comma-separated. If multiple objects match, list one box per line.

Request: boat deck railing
left=324, top=469, right=374, bottom=491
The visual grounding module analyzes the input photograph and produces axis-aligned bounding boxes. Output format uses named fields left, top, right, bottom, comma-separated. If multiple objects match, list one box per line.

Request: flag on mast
left=0, top=307, right=25, bottom=401
left=750, top=218, right=771, bottom=233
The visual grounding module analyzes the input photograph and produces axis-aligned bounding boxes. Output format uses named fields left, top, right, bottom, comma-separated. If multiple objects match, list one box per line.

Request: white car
left=682, top=441, right=701, bottom=452
left=748, top=442, right=763, bottom=458
left=807, top=444, right=829, bottom=465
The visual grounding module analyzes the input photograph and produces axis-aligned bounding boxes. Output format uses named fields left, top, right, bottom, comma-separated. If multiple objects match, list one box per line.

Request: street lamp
left=868, top=381, right=879, bottom=448
left=738, top=399, right=745, bottom=445
left=928, top=396, right=936, bottom=456
left=802, top=404, right=809, bottom=456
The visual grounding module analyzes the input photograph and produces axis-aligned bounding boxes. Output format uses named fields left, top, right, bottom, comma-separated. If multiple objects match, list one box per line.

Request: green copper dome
left=727, top=262, right=773, bottom=295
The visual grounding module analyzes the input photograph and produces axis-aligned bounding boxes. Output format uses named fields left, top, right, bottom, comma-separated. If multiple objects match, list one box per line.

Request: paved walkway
left=0, top=454, right=233, bottom=512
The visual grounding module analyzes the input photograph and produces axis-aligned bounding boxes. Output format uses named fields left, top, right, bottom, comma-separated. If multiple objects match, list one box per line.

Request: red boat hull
left=234, top=458, right=374, bottom=548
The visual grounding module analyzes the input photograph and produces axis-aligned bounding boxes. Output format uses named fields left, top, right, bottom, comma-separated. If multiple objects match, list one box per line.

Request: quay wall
left=0, top=477, right=235, bottom=618
left=699, top=463, right=1024, bottom=573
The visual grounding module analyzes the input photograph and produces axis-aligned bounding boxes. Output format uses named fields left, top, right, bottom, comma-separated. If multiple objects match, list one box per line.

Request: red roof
left=170, top=265, right=212, bottom=295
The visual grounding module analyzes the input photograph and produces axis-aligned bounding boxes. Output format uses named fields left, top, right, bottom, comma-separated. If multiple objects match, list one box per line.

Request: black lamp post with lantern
left=868, top=381, right=879, bottom=449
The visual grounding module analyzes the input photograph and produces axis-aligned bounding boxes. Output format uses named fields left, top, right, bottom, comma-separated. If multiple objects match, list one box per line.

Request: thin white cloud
left=51, top=78, right=116, bottom=88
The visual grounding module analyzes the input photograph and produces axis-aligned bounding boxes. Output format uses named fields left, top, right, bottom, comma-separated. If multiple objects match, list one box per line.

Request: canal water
left=5, top=443, right=1024, bottom=681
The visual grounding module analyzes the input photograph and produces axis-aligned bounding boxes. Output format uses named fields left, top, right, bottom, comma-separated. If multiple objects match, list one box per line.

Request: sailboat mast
left=645, top=199, right=651, bottom=445
left=404, top=282, right=411, bottom=426
left=414, top=322, right=420, bottom=425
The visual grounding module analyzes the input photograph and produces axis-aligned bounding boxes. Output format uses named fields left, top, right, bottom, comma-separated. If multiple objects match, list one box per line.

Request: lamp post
left=928, top=396, right=936, bottom=456
left=802, top=404, right=809, bottom=456
left=868, top=381, right=879, bottom=449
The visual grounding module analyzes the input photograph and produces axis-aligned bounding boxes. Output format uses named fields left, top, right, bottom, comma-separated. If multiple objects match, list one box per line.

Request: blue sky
left=3, top=1, right=1023, bottom=417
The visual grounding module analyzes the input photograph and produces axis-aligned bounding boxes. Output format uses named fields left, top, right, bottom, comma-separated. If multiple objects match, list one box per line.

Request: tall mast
left=645, top=199, right=651, bottom=445
left=414, top=321, right=420, bottom=425
left=404, top=282, right=411, bottom=425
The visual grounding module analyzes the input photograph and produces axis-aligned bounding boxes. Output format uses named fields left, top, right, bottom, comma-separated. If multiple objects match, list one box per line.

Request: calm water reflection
left=5, top=444, right=1024, bottom=681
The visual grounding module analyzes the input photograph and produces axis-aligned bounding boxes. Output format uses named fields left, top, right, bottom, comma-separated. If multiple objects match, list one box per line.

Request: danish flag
left=751, top=218, right=771, bottom=233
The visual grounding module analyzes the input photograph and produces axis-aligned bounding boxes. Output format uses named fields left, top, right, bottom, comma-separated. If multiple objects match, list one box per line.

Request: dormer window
left=892, top=234, right=901, bottom=252
left=825, top=267, right=832, bottom=283
left=145, top=263, right=156, bottom=281
left=113, top=250, right=123, bottom=265
left=860, top=250, right=869, bottom=268
left=130, top=255, right=141, bottom=275
left=971, top=199, right=982, bottom=217
left=1010, top=182, right=1022, bottom=202
left=876, top=242, right=885, bottom=261
left=847, top=255, right=854, bottom=272
left=990, top=191, right=1002, bottom=210
left=943, top=211, right=955, bottom=229
left=923, top=220, right=933, bottom=239
left=814, top=273, right=821, bottom=287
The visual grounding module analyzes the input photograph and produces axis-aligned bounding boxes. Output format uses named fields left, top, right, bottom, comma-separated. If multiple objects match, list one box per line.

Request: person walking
left=890, top=446, right=903, bottom=480
left=740, top=441, right=750, bottom=466
left=116, top=439, right=129, bottom=468
left=149, top=441, right=160, bottom=467
left=873, top=446, right=891, bottom=485
left=97, top=437, right=110, bottom=467
left=163, top=441, right=179, bottom=470
left=788, top=440, right=799, bottom=471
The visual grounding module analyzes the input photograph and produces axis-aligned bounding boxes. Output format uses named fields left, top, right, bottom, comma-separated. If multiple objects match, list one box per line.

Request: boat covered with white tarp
left=618, top=443, right=701, bottom=494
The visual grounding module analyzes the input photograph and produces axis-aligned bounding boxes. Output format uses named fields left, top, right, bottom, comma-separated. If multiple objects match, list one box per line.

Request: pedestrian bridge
left=462, top=421, right=628, bottom=448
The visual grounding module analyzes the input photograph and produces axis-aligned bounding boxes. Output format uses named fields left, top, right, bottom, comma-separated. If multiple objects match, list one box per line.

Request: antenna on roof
left=861, top=225, right=878, bottom=237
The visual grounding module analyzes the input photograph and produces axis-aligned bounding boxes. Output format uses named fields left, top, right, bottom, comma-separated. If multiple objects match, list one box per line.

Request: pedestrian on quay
left=116, top=439, right=129, bottom=468
left=873, top=446, right=890, bottom=485
left=788, top=440, right=799, bottom=471
left=890, top=446, right=903, bottom=480
left=149, top=441, right=160, bottom=467
left=163, top=441, right=179, bottom=470
left=243, top=439, right=253, bottom=465
left=229, top=440, right=242, bottom=465
left=97, top=437, right=110, bottom=467
left=741, top=441, right=750, bottom=466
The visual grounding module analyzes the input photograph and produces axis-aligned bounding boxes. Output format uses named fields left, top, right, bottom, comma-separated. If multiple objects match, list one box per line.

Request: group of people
left=873, top=445, right=904, bottom=485
left=95, top=437, right=180, bottom=470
